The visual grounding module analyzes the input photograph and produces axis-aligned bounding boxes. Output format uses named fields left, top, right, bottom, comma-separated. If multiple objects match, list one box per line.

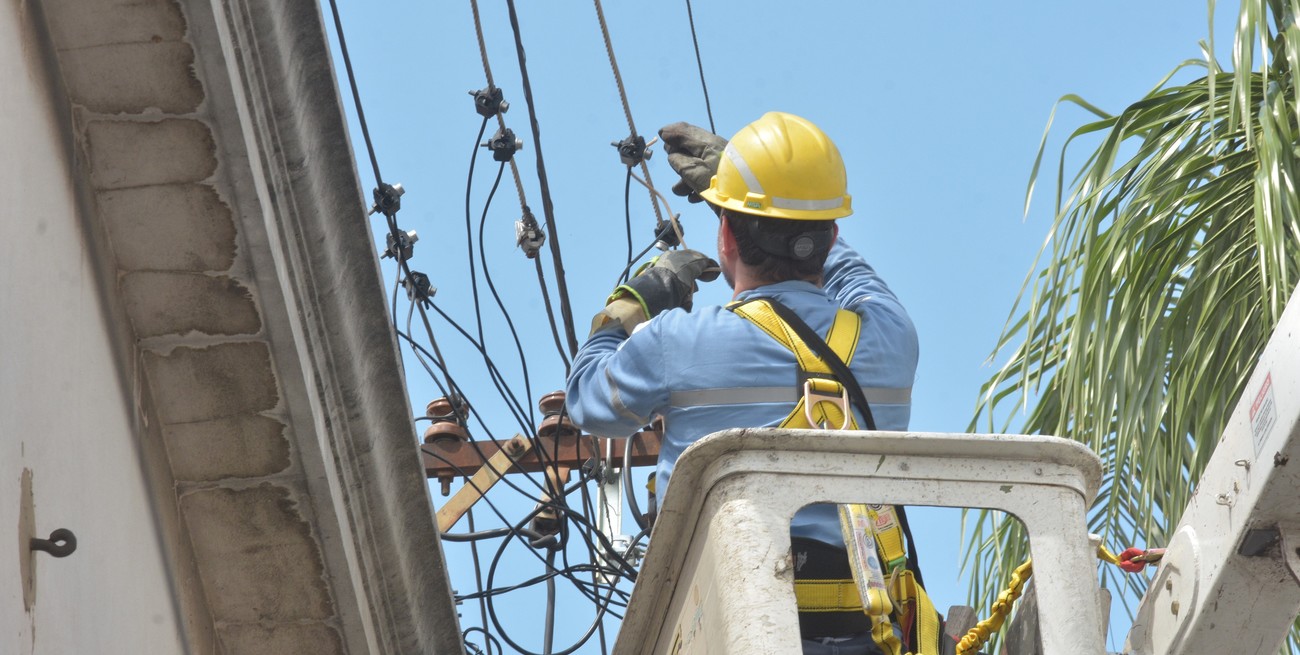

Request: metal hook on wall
left=30, top=528, right=77, bottom=558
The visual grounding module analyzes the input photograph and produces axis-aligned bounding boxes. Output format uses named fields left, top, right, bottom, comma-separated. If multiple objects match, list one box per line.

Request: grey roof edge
left=200, top=0, right=462, bottom=652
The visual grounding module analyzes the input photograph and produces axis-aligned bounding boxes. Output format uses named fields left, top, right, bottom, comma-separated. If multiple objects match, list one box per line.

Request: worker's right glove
left=659, top=122, right=727, bottom=203
left=590, top=249, right=720, bottom=335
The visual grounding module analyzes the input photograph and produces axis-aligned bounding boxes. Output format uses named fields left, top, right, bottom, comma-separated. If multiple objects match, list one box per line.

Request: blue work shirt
left=566, top=238, right=918, bottom=545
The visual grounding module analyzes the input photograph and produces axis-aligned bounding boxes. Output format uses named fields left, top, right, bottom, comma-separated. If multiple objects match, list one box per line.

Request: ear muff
left=743, top=219, right=834, bottom=261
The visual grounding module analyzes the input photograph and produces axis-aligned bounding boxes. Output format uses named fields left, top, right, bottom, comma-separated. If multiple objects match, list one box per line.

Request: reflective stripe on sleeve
left=605, top=368, right=649, bottom=425
left=669, top=385, right=911, bottom=408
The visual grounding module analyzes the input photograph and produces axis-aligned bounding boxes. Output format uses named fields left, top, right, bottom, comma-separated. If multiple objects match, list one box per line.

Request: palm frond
left=965, top=1, right=1300, bottom=650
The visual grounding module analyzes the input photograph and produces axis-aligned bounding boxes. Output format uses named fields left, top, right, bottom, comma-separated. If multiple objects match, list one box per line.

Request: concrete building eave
left=29, top=0, right=462, bottom=651
left=199, top=0, right=464, bottom=651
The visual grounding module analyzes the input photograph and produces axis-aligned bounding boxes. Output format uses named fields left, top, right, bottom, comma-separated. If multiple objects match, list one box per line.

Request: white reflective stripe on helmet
left=723, top=142, right=765, bottom=195
left=770, top=195, right=846, bottom=211
left=724, top=143, right=843, bottom=212
left=669, top=385, right=912, bottom=408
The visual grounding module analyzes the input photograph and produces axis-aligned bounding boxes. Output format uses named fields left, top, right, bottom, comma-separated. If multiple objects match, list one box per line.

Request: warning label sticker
left=1250, top=373, right=1277, bottom=457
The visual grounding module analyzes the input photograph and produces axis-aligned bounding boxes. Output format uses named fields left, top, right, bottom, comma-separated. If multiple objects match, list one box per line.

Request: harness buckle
left=802, top=378, right=852, bottom=430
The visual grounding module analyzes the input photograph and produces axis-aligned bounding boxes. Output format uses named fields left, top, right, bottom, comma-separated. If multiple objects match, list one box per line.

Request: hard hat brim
left=699, top=187, right=853, bottom=221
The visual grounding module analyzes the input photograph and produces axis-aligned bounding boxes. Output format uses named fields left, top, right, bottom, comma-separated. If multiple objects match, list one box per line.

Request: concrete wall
left=0, top=2, right=186, bottom=653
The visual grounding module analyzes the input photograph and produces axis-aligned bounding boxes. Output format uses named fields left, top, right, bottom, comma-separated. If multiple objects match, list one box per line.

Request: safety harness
left=728, top=297, right=942, bottom=655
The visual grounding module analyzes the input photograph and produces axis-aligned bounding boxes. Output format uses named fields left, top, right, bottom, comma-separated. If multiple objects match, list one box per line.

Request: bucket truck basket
left=614, top=429, right=1108, bottom=655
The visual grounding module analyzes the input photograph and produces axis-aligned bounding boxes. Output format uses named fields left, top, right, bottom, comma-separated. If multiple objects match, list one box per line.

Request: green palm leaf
left=966, top=1, right=1300, bottom=650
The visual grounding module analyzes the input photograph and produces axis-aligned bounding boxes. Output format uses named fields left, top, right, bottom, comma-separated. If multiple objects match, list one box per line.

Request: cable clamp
left=611, top=134, right=652, bottom=167
left=653, top=216, right=682, bottom=250
left=403, top=271, right=435, bottom=306
left=515, top=207, right=546, bottom=258
left=382, top=229, right=419, bottom=262
left=469, top=86, right=509, bottom=118
left=529, top=504, right=563, bottom=550
left=371, top=182, right=405, bottom=216
left=483, top=127, right=523, bottom=162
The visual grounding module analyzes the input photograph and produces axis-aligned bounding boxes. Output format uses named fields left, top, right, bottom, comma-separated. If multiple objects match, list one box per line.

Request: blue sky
left=324, top=2, right=1236, bottom=651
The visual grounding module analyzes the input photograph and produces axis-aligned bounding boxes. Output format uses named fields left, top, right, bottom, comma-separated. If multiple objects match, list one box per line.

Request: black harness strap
left=735, top=296, right=925, bottom=589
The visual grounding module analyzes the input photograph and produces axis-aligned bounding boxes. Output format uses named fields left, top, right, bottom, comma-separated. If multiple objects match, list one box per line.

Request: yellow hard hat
left=699, top=112, right=852, bottom=221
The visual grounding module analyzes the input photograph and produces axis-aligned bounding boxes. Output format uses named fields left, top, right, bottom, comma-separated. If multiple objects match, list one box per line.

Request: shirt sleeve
left=822, top=236, right=908, bottom=318
left=822, top=237, right=919, bottom=405
left=565, top=320, right=671, bottom=438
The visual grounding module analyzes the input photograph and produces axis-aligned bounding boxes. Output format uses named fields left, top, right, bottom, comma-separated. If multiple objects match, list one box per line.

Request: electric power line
left=683, top=0, right=716, bottom=133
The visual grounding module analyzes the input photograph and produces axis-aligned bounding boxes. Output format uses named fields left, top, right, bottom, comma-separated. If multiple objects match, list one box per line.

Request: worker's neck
left=729, top=267, right=823, bottom=299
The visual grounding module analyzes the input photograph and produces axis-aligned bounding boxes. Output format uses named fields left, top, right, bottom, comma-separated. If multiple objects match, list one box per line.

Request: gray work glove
left=591, top=249, right=720, bottom=335
left=659, top=122, right=727, bottom=203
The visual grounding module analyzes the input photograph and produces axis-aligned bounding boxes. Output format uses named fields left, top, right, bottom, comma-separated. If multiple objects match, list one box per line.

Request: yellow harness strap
left=891, top=571, right=941, bottom=655
left=731, top=298, right=940, bottom=655
left=794, top=579, right=865, bottom=612
left=866, top=504, right=909, bottom=574
left=729, top=299, right=861, bottom=430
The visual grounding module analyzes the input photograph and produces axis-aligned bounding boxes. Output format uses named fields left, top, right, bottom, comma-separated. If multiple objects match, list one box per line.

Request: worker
left=566, top=112, right=922, bottom=655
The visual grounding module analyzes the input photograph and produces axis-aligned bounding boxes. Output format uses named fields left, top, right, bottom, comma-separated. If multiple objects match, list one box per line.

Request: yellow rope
left=954, top=559, right=1033, bottom=655
left=953, top=543, right=1153, bottom=655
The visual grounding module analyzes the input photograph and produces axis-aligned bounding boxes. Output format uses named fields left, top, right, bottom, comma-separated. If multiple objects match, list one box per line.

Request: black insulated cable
left=683, top=0, right=716, bottom=133
left=623, top=432, right=648, bottom=529
left=504, top=0, right=581, bottom=356
left=466, top=0, right=571, bottom=372
left=466, top=508, right=495, bottom=655
left=621, top=167, right=634, bottom=285
left=477, top=163, right=539, bottom=433
left=534, top=259, right=572, bottom=372
left=326, top=0, right=382, bottom=187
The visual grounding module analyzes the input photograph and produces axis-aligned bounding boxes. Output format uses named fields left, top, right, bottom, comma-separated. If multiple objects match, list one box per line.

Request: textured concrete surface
left=59, top=42, right=203, bottom=114
left=143, top=342, right=279, bottom=424
left=84, top=119, right=218, bottom=189
left=98, top=184, right=237, bottom=271
left=181, top=484, right=334, bottom=622
left=121, top=273, right=260, bottom=337
left=161, top=414, right=292, bottom=481
left=42, top=0, right=186, bottom=47
left=22, top=0, right=460, bottom=651
left=218, top=623, right=347, bottom=655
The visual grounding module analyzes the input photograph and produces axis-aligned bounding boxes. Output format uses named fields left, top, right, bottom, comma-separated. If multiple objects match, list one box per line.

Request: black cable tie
left=403, top=271, right=435, bottom=306
left=381, top=229, right=419, bottom=261
left=371, top=182, right=405, bottom=216
left=611, top=134, right=651, bottom=167
left=469, top=86, right=510, bottom=118
left=482, top=127, right=523, bottom=163
left=514, top=208, right=546, bottom=258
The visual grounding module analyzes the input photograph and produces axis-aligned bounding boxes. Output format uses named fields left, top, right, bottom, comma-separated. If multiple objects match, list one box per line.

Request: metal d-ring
left=30, top=528, right=77, bottom=558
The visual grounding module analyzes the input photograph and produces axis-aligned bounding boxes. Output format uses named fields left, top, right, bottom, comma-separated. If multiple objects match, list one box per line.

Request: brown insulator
left=538, top=413, right=579, bottom=439
left=538, top=390, right=566, bottom=416
left=423, top=421, right=470, bottom=444
left=536, top=390, right=578, bottom=438
left=426, top=395, right=468, bottom=421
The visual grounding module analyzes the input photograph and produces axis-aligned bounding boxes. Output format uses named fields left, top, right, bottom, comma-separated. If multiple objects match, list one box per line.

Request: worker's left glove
left=590, top=249, right=720, bottom=335
left=659, top=122, right=727, bottom=203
